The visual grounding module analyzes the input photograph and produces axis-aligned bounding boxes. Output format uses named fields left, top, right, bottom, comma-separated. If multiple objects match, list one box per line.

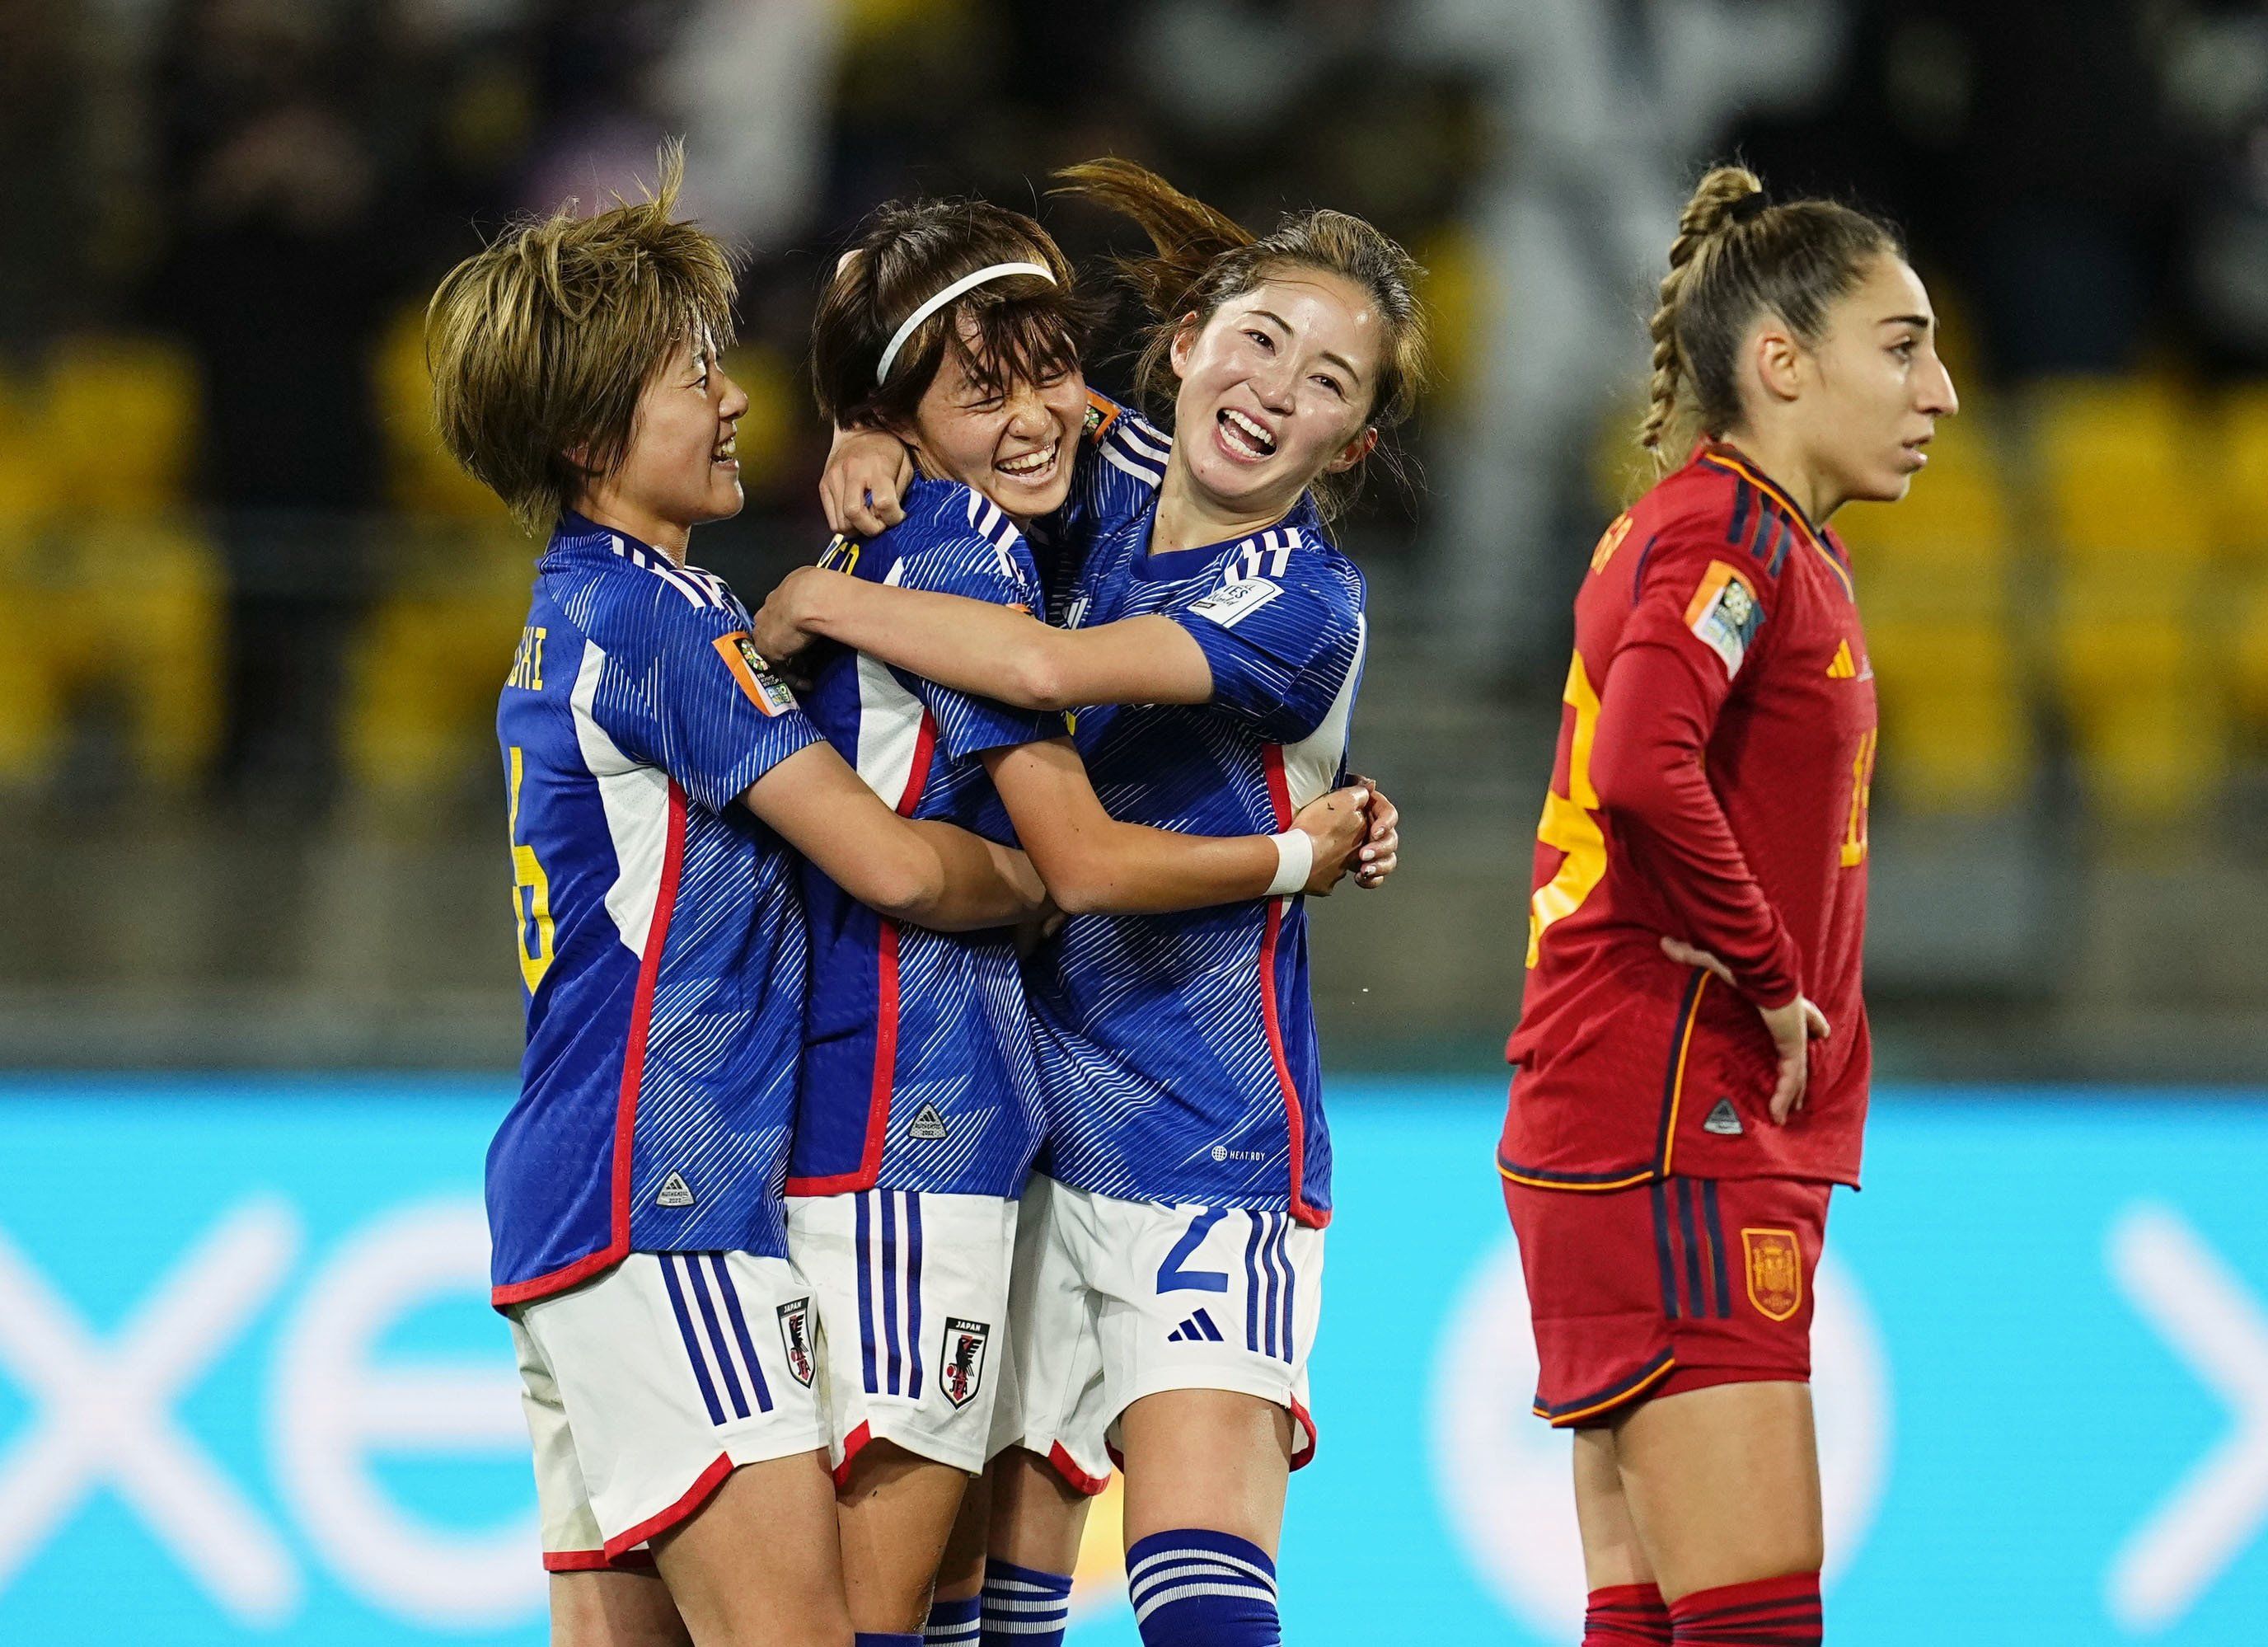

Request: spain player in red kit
left=1499, top=166, right=1956, bottom=1645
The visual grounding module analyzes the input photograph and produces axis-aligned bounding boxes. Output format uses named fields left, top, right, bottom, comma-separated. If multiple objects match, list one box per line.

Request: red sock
left=1668, top=1572, right=1821, bottom=1644
left=1585, top=1582, right=1672, bottom=1643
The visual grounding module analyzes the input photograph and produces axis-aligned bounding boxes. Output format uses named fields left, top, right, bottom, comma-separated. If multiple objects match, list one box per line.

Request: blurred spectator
left=149, top=0, right=399, bottom=808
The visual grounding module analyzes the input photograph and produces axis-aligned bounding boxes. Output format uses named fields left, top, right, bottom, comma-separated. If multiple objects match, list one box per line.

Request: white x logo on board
left=0, top=1200, right=302, bottom=1622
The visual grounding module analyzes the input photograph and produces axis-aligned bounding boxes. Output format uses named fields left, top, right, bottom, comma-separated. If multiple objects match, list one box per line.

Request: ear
left=1752, top=319, right=1806, bottom=407
left=1166, top=312, right=1203, bottom=380
left=1322, top=425, right=1377, bottom=476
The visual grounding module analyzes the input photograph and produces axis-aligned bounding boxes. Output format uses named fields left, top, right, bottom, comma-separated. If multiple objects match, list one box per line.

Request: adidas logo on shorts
left=1166, top=1307, right=1225, bottom=1344
left=1703, top=1099, right=1745, bottom=1137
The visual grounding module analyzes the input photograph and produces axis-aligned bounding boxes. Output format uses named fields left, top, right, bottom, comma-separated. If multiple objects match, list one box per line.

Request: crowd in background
left=3, top=0, right=2268, bottom=1073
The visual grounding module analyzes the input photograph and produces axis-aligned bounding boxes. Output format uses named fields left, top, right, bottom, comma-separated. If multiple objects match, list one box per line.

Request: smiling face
left=1793, top=256, right=1958, bottom=507
left=1167, top=268, right=1381, bottom=520
left=900, top=315, right=1087, bottom=523
left=583, top=331, right=748, bottom=547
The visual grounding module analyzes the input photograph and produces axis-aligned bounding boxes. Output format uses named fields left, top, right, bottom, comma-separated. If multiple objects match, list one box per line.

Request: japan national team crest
left=776, top=1297, right=816, bottom=1387
left=1741, top=1228, right=1804, bottom=1322
left=940, top=1316, right=991, bottom=1409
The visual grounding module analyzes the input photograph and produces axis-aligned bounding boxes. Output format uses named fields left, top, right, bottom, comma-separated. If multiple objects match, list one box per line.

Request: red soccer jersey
left=1501, top=442, right=1877, bottom=1189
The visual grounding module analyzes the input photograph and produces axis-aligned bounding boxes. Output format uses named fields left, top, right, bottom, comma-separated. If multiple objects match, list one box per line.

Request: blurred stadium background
left=2, top=1, right=2266, bottom=1643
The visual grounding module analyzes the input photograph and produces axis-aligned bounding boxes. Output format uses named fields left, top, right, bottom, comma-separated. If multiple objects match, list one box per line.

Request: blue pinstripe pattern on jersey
left=658, top=1255, right=728, bottom=1424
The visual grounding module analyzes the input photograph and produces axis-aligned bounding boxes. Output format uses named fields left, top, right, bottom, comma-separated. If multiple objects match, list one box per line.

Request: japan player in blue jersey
left=785, top=197, right=1380, bottom=1647
left=758, top=161, right=1429, bottom=1647
left=425, top=146, right=1052, bottom=1647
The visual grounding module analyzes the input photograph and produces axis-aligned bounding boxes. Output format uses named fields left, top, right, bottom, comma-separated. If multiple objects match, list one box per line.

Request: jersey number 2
left=508, top=745, right=555, bottom=992
left=1156, top=1208, right=1230, bottom=1294
left=1526, top=653, right=1608, bottom=967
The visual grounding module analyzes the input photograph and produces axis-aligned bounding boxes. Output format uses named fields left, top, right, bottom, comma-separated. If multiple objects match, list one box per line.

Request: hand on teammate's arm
left=739, top=742, right=1046, bottom=931
left=982, top=738, right=1370, bottom=914
left=753, top=569, right=1213, bottom=714
left=818, top=425, right=911, bottom=537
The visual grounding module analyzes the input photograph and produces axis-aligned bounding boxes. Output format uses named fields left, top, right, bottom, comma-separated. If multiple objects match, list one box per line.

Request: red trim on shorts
left=544, top=1548, right=657, bottom=1573
left=833, top=1419, right=874, bottom=1488
left=785, top=713, right=937, bottom=1198
left=601, top=1452, right=734, bottom=1561
left=1288, top=1394, right=1319, bottom=1471
left=494, top=781, right=688, bottom=1307
left=1045, top=1441, right=1112, bottom=1498
left=1258, top=745, right=1328, bottom=1230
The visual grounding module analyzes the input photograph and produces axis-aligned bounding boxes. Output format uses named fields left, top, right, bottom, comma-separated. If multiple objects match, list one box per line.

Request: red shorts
left=1502, top=1173, right=1832, bottom=1427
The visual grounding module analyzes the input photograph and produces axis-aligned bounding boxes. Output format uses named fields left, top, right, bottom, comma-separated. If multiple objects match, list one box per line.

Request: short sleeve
left=890, top=533, right=1068, bottom=762
left=1614, top=529, right=1779, bottom=711
left=1169, top=553, right=1364, bottom=743
left=592, top=585, right=822, bottom=813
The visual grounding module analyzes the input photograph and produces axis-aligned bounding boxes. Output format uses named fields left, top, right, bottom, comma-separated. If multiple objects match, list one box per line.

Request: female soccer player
left=757, top=159, right=1428, bottom=1647
left=785, top=195, right=1377, bottom=1647
left=429, top=147, right=1059, bottom=1647
left=1499, top=165, right=1956, bottom=1647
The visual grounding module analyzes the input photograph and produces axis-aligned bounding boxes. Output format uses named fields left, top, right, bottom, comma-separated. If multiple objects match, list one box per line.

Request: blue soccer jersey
left=789, top=480, right=1065, bottom=1199
left=1030, top=482, right=1367, bottom=1226
left=490, top=512, right=820, bottom=1306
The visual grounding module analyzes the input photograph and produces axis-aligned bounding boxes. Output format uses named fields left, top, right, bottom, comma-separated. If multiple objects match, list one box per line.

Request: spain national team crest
left=1742, top=1228, right=1804, bottom=1322
left=940, top=1316, right=991, bottom=1410
left=776, top=1297, right=815, bottom=1387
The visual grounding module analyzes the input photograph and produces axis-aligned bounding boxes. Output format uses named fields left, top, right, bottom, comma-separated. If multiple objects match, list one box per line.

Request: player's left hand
left=1345, top=773, right=1399, bottom=889
left=1660, top=936, right=1830, bottom=1124
left=752, top=565, right=829, bottom=664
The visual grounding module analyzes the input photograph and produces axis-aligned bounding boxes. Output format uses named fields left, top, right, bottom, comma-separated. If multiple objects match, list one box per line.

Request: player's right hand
left=820, top=428, right=913, bottom=537
left=752, top=565, right=828, bottom=664
left=1658, top=936, right=1830, bottom=1124
left=1292, top=786, right=1373, bottom=897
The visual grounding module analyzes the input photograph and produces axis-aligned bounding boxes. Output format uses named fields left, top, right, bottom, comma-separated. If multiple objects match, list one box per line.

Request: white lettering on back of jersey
left=1188, top=577, right=1283, bottom=631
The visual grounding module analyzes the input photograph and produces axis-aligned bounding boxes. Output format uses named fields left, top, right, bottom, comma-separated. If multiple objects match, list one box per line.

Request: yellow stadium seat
left=376, top=305, right=503, bottom=520
left=1880, top=688, right=2032, bottom=813
left=2027, top=377, right=2213, bottom=564
left=2234, top=574, right=2268, bottom=730
left=43, top=335, right=200, bottom=518
left=2216, top=382, right=2268, bottom=565
left=344, top=523, right=533, bottom=800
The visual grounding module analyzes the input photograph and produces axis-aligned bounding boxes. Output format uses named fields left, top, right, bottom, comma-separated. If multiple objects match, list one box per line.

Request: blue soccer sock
left=1125, top=1529, right=1280, bottom=1647
left=982, top=1558, right=1074, bottom=1646
left=924, top=1591, right=982, bottom=1647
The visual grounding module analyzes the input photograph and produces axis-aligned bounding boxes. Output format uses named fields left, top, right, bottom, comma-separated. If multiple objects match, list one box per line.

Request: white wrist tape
left=1267, top=828, right=1314, bottom=898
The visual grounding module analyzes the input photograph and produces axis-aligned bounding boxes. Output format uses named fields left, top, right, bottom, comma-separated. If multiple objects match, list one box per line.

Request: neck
left=1717, top=425, right=1845, bottom=525
left=1151, top=447, right=1297, bottom=555
left=574, top=492, right=691, bottom=563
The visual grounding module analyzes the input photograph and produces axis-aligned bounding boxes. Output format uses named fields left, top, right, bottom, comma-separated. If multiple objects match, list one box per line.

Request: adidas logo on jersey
left=1703, top=1100, right=1745, bottom=1137
left=655, top=1171, right=696, bottom=1208
left=908, top=1103, right=949, bottom=1142
left=1166, top=1308, right=1225, bottom=1344
left=1827, top=639, right=1858, bottom=678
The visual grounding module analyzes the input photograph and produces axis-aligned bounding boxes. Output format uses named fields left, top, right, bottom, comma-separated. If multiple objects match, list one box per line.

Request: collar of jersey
left=1694, top=441, right=1855, bottom=586
left=548, top=508, right=654, bottom=561
left=1130, top=493, right=1322, bottom=581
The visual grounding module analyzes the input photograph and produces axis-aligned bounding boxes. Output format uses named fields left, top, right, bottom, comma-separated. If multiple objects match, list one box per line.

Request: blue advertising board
left=2, top=1078, right=2263, bottom=1643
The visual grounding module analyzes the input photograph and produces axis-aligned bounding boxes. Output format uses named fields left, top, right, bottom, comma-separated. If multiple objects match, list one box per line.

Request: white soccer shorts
left=509, top=1250, right=827, bottom=1569
left=991, top=1174, right=1324, bottom=1494
left=787, top=1189, right=1019, bottom=1478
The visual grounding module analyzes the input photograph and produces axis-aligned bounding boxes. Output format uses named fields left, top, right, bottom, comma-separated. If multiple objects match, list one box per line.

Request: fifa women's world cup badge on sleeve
left=714, top=631, right=799, bottom=716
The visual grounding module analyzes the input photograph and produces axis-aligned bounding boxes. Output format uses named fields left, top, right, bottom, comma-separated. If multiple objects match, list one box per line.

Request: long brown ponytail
left=1640, top=164, right=1901, bottom=466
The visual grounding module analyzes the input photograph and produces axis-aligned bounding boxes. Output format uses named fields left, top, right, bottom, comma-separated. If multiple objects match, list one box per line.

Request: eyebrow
left=1248, top=307, right=1366, bottom=387
left=1878, top=313, right=1933, bottom=332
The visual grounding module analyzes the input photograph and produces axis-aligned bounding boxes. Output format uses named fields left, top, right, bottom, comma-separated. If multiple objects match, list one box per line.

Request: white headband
left=874, top=261, right=1055, bottom=386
